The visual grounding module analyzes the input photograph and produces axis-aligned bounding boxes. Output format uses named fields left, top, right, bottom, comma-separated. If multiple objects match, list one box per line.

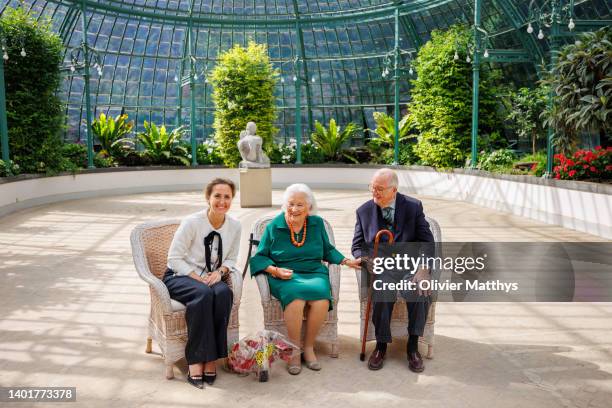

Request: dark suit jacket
left=351, top=192, right=434, bottom=258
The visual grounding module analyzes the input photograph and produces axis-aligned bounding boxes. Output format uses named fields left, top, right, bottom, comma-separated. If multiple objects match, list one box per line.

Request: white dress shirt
left=167, top=210, right=242, bottom=277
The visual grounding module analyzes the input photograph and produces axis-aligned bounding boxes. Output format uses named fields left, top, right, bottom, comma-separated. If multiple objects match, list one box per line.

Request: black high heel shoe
left=203, top=372, right=216, bottom=385
left=187, top=371, right=204, bottom=389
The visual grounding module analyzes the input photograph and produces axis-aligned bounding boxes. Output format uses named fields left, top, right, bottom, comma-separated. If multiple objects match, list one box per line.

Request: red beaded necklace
left=289, top=218, right=307, bottom=247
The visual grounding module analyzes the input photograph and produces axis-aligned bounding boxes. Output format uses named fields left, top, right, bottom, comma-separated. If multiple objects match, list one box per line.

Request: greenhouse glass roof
left=1, top=0, right=610, bottom=142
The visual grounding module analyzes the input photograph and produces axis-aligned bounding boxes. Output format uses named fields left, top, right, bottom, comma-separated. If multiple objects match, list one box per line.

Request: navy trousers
left=372, top=299, right=430, bottom=343
left=370, top=269, right=430, bottom=342
left=163, top=269, right=233, bottom=365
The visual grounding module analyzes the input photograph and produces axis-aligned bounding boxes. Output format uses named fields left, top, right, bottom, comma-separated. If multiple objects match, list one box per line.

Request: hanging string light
left=526, top=0, right=576, bottom=40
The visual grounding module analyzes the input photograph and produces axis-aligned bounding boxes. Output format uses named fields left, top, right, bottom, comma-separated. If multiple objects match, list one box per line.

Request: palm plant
left=137, top=121, right=189, bottom=165
left=367, top=111, right=413, bottom=147
left=310, top=119, right=361, bottom=162
left=91, top=113, right=134, bottom=159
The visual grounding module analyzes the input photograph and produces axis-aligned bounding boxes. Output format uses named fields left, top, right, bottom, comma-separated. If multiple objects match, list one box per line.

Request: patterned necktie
left=382, top=207, right=393, bottom=229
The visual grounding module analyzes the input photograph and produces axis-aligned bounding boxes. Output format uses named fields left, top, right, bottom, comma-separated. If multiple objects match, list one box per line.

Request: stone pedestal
left=239, top=167, right=272, bottom=208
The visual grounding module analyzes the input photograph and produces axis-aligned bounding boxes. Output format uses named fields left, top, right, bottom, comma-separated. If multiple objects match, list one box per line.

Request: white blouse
left=167, top=210, right=242, bottom=277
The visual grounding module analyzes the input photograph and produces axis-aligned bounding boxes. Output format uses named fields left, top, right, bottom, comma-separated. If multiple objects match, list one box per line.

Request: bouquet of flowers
left=228, top=330, right=299, bottom=382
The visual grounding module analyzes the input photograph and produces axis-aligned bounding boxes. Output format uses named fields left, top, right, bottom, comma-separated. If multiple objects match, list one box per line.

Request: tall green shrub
left=209, top=42, right=278, bottom=167
left=409, top=25, right=502, bottom=168
left=506, top=86, right=548, bottom=155
left=541, top=26, right=611, bottom=154
left=1, top=7, right=64, bottom=173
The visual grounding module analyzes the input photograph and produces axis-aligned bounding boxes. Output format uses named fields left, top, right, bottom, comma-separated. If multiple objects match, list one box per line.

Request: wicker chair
left=246, top=215, right=341, bottom=357
left=355, top=216, right=442, bottom=359
left=130, top=219, right=242, bottom=379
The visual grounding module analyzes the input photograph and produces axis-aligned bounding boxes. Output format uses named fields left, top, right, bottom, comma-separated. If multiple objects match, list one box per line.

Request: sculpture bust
left=237, top=122, right=270, bottom=168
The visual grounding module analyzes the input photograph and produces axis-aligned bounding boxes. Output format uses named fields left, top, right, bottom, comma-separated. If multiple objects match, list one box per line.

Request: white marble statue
left=237, top=122, right=270, bottom=168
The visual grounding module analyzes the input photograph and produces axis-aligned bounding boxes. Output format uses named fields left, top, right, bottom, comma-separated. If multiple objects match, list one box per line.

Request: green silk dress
left=249, top=213, right=346, bottom=310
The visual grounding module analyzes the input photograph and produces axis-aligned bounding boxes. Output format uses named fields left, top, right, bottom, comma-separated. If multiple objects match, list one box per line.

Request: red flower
left=531, top=164, right=537, bottom=171
left=606, top=165, right=612, bottom=171
left=555, top=174, right=561, bottom=179
left=583, top=164, right=589, bottom=169
left=590, top=166, right=597, bottom=172
left=566, top=159, right=575, bottom=166
left=595, top=146, right=602, bottom=151
left=568, top=170, right=576, bottom=177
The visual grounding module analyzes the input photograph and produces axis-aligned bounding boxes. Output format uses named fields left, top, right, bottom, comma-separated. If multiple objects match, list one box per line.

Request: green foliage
left=367, top=111, right=413, bottom=147
left=518, top=151, right=547, bottom=177
left=91, top=113, right=134, bottom=160
left=59, top=143, right=116, bottom=170
left=269, top=142, right=296, bottom=164
left=311, top=119, right=361, bottom=162
left=209, top=42, right=278, bottom=167
left=1, top=6, right=65, bottom=173
left=541, top=27, right=611, bottom=155
left=137, top=121, right=189, bottom=166
left=301, top=140, right=326, bottom=164
left=196, top=139, right=224, bottom=165
left=366, top=111, right=415, bottom=162
left=60, top=143, right=88, bottom=169
left=0, top=159, right=20, bottom=177
left=506, top=87, right=548, bottom=154
left=477, top=149, right=517, bottom=172
left=409, top=25, right=502, bottom=168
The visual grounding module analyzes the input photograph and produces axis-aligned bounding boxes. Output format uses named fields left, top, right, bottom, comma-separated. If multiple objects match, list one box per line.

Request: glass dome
left=1, top=0, right=610, bottom=143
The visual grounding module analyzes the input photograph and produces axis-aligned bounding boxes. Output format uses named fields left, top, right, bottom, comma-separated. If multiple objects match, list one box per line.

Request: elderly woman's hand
left=341, top=258, right=362, bottom=269
left=268, top=266, right=293, bottom=280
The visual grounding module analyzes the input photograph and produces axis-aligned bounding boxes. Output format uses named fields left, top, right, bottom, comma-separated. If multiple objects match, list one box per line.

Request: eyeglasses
left=368, top=184, right=393, bottom=194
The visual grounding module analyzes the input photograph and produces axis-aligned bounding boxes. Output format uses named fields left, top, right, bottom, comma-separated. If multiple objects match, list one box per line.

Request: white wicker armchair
left=130, top=219, right=242, bottom=379
left=355, top=216, right=442, bottom=359
left=247, top=215, right=341, bottom=357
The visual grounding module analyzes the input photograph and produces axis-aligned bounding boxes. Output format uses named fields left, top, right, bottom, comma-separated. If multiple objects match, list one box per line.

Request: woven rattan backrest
left=141, top=224, right=179, bottom=279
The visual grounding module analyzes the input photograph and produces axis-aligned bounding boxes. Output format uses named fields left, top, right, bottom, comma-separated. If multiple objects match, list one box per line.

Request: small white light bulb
left=527, top=23, right=533, bottom=34
left=538, top=29, right=545, bottom=40
left=70, top=65, right=76, bottom=72
left=280, top=77, right=285, bottom=83
left=466, top=55, right=471, bottom=63
left=454, top=51, right=459, bottom=61
left=20, top=47, right=26, bottom=57
left=194, top=73, right=198, bottom=80
left=2, top=52, right=8, bottom=61
left=174, top=74, right=178, bottom=82
left=484, top=49, right=489, bottom=58
left=311, top=77, right=315, bottom=83
left=409, top=67, right=414, bottom=75
left=292, top=75, right=297, bottom=82
left=568, top=18, right=575, bottom=30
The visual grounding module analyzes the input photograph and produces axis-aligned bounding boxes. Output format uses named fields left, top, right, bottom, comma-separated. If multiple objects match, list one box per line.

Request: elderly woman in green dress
left=250, top=183, right=361, bottom=375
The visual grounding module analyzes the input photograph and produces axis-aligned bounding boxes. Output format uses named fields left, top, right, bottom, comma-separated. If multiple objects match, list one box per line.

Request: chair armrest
left=328, top=264, right=341, bottom=302
left=130, top=229, right=173, bottom=314
left=255, top=273, right=271, bottom=302
left=144, top=272, right=174, bottom=314
left=224, top=267, right=243, bottom=305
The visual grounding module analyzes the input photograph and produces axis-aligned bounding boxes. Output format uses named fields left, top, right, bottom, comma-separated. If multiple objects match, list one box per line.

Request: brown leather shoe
left=407, top=351, right=425, bottom=373
left=367, top=349, right=385, bottom=370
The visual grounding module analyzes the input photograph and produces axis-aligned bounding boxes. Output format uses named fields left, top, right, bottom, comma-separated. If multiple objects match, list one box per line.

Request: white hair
left=372, top=168, right=398, bottom=188
left=282, top=183, right=318, bottom=215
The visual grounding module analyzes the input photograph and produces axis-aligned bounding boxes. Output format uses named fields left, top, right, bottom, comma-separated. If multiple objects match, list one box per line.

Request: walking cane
left=360, top=229, right=394, bottom=361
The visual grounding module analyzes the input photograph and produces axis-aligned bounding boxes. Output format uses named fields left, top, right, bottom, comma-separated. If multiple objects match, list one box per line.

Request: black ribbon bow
left=203, top=230, right=223, bottom=274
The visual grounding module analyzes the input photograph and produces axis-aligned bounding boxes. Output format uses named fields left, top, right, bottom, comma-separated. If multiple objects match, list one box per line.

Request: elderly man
left=352, top=168, right=434, bottom=372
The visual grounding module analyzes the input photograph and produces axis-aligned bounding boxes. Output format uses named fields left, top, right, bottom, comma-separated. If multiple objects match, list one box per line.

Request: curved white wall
left=1, top=167, right=610, bottom=239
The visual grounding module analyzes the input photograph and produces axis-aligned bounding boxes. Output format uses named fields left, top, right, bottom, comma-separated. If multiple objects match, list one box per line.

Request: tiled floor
left=0, top=190, right=610, bottom=408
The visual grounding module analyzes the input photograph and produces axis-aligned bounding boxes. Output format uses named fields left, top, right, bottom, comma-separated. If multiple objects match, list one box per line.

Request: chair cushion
left=171, top=299, right=186, bottom=312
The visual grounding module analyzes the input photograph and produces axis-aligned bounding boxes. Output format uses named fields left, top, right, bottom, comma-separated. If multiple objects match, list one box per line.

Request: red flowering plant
left=553, top=146, right=612, bottom=181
